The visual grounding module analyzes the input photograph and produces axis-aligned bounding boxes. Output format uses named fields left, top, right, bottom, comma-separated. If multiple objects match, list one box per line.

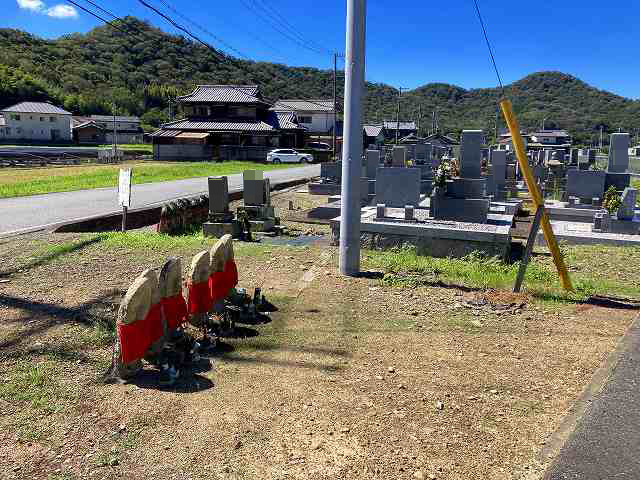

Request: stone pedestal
left=605, top=172, right=631, bottom=192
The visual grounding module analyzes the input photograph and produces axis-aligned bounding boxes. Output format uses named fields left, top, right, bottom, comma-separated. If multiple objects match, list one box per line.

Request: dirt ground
left=0, top=189, right=637, bottom=480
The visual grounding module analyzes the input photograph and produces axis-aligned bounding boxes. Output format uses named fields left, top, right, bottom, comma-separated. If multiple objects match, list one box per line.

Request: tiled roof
left=177, top=85, right=264, bottom=104
left=271, top=111, right=305, bottom=130
left=272, top=99, right=334, bottom=112
left=91, top=115, right=141, bottom=123
left=363, top=124, right=384, bottom=137
left=73, top=120, right=105, bottom=130
left=1, top=101, right=71, bottom=115
left=150, top=129, right=180, bottom=137
left=531, top=130, right=571, bottom=137
left=161, top=118, right=276, bottom=132
left=383, top=121, right=417, bottom=130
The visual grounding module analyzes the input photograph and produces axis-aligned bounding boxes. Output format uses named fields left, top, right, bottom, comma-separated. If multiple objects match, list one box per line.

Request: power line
left=239, top=0, right=326, bottom=55
left=66, top=0, right=129, bottom=34
left=472, top=0, right=504, bottom=93
left=251, top=0, right=332, bottom=55
left=153, top=0, right=250, bottom=60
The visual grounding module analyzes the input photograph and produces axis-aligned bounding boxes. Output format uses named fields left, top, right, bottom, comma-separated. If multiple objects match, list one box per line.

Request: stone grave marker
left=392, top=146, right=406, bottom=167
left=608, top=133, right=630, bottom=173
left=618, top=187, right=637, bottom=220
left=459, top=130, right=483, bottom=178
left=375, top=167, right=420, bottom=207
left=208, top=176, right=230, bottom=215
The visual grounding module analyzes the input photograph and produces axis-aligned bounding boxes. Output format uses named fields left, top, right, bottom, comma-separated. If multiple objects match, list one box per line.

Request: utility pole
left=112, top=102, right=118, bottom=161
left=417, top=104, right=421, bottom=136
left=395, top=87, right=405, bottom=145
left=599, top=126, right=603, bottom=152
left=332, top=52, right=339, bottom=161
left=542, top=117, right=547, bottom=131
left=339, top=0, right=366, bottom=276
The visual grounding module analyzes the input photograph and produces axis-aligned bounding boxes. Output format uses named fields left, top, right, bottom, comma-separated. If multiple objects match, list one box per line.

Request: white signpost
left=118, top=168, right=132, bottom=232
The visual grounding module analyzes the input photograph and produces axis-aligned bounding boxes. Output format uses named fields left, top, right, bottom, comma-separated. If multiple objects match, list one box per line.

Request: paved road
left=544, top=316, right=640, bottom=479
left=0, top=165, right=319, bottom=236
left=0, top=146, right=103, bottom=157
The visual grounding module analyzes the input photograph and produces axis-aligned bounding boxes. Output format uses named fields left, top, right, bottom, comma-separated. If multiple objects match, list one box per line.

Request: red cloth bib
left=209, top=271, right=227, bottom=303
left=162, top=293, right=188, bottom=330
left=223, top=260, right=239, bottom=292
left=188, top=280, right=212, bottom=315
left=117, top=302, right=161, bottom=364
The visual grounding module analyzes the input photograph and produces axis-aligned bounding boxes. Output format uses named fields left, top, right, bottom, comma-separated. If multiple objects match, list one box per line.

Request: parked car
left=306, top=142, right=331, bottom=151
left=266, top=149, right=313, bottom=164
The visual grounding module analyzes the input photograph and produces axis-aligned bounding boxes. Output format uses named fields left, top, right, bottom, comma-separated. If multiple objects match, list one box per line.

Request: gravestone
left=491, top=150, right=507, bottom=185
left=608, top=133, right=630, bottom=173
left=392, top=146, right=406, bottom=167
left=566, top=170, right=606, bottom=200
left=569, top=149, right=579, bottom=165
left=459, top=130, right=483, bottom=178
left=320, top=162, right=342, bottom=181
left=365, top=150, right=380, bottom=178
left=375, top=167, right=421, bottom=207
left=208, top=176, right=231, bottom=216
left=243, top=170, right=263, bottom=181
left=618, top=188, right=637, bottom=221
left=244, top=178, right=271, bottom=206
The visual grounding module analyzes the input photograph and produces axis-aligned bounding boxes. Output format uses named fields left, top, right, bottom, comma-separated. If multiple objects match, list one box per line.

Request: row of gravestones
left=158, top=196, right=209, bottom=235
left=112, top=234, right=238, bottom=379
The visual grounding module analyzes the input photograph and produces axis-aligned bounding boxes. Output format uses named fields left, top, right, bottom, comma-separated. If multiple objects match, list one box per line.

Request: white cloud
left=16, top=0, right=45, bottom=12
left=16, top=0, right=78, bottom=19
left=45, top=4, right=78, bottom=18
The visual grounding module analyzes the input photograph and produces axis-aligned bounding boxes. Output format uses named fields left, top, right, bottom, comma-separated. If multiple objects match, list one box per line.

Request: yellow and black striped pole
left=500, top=98, right=573, bottom=292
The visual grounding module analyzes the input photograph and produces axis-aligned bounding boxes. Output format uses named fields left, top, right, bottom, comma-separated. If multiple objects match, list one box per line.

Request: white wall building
left=0, top=102, right=72, bottom=142
left=271, top=99, right=335, bottom=134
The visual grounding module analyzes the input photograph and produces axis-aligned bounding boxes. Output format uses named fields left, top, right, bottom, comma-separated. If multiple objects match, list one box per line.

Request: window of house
left=230, top=107, right=255, bottom=118
left=299, top=116, right=312, bottom=124
left=252, top=136, right=266, bottom=146
left=220, top=133, right=234, bottom=144
left=196, top=106, right=209, bottom=116
left=40, top=117, right=45, bottom=122
left=50, top=117, right=56, bottom=122
left=11, top=114, right=20, bottom=121
left=29, top=116, right=33, bottom=120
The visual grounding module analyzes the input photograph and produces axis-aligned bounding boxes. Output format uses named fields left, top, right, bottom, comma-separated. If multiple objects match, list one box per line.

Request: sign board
left=118, top=168, right=132, bottom=207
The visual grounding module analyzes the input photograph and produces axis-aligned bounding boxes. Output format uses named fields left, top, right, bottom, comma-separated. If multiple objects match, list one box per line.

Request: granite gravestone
left=459, top=130, right=483, bottom=178
left=608, top=133, right=630, bottom=173
left=375, top=167, right=421, bottom=207
left=566, top=170, right=606, bottom=201
left=208, top=176, right=231, bottom=216
left=392, top=146, right=406, bottom=167
left=618, top=188, right=637, bottom=221
left=365, top=150, right=380, bottom=179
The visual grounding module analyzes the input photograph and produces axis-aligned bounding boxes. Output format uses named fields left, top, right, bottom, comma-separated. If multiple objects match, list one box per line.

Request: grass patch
left=364, top=245, right=640, bottom=303
left=0, top=160, right=297, bottom=198
left=0, top=360, right=75, bottom=413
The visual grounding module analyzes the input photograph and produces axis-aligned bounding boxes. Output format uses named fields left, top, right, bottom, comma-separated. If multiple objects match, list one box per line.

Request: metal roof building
left=272, top=99, right=334, bottom=112
left=177, top=85, right=266, bottom=104
left=1, top=101, right=71, bottom=115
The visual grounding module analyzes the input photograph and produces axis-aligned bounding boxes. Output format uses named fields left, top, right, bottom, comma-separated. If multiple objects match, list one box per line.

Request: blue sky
left=5, top=0, right=640, bottom=98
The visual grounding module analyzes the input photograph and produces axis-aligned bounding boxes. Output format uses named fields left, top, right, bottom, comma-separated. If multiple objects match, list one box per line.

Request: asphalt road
left=0, top=164, right=319, bottom=236
left=0, top=146, right=103, bottom=157
left=544, top=316, right=640, bottom=479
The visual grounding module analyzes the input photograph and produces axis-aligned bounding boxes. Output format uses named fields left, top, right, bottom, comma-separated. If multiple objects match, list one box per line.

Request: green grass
left=0, top=160, right=296, bottom=198
left=364, top=245, right=640, bottom=303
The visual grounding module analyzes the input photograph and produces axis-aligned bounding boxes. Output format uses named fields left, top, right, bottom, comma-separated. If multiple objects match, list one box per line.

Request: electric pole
left=112, top=102, right=118, bottom=160
left=332, top=52, right=344, bottom=161
left=395, top=87, right=405, bottom=145
left=339, top=0, right=366, bottom=276
left=417, top=104, right=421, bottom=136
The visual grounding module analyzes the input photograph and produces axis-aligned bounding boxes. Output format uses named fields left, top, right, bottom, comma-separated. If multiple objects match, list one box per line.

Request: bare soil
left=0, top=190, right=637, bottom=480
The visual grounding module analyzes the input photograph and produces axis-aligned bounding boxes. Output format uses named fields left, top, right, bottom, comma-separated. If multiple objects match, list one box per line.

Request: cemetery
left=2, top=128, right=640, bottom=479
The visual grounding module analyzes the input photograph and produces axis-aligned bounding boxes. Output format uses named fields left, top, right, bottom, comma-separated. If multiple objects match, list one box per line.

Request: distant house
left=90, top=115, right=144, bottom=144
left=151, top=85, right=306, bottom=161
left=382, top=121, right=417, bottom=142
left=528, top=130, right=572, bottom=149
left=72, top=116, right=106, bottom=144
left=424, top=132, right=459, bottom=148
left=0, top=101, right=72, bottom=142
left=363, top=124, right=385, bottom=148
left=271, top=99, right=335, bottom=134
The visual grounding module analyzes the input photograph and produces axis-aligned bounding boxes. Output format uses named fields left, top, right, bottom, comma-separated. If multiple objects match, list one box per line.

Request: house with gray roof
left=271, top=99, right=335, bottom=134
left=0, top=101, right=72, bottom=142
left=151, top=85, right=307, bottom=161
left=382, top=120, right=417, bottom=142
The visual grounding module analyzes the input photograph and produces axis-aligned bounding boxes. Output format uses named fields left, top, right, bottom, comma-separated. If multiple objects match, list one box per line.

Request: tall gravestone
left=608, top=133, right=630, bottom=173
left=459, top=130, right=483, bottom=178
left=375, top=167, right=420, bottom=207
left=208, top=176, right=231, bottom=219
left=392, top=146, right=406, bottom=167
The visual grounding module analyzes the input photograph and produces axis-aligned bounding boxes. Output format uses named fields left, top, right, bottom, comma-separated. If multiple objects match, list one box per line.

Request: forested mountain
left=1, top=17, right=639, bottom=144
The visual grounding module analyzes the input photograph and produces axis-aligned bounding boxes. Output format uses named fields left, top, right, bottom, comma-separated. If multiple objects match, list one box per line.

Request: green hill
left=1, top=17, right=638, bottom=144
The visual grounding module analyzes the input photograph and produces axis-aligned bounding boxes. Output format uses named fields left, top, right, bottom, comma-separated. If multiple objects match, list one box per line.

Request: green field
left=0, top=160, right=297, bottom=198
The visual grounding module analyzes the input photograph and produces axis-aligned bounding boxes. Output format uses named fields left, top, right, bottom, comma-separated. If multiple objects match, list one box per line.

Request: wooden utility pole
left=417, top=104, right=422, bottom=136
left=333, top=52, right=339, bottom=161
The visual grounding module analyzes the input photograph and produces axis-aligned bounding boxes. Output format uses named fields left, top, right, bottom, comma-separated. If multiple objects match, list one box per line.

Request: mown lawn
left=0, top=160, right=297, bottom=198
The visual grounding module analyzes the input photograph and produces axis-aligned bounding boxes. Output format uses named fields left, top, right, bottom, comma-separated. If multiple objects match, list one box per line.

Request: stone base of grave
left=330, top=206, right=512, bottom=260
left=446, top=177, right=487, bottom=198
left=420, top=179, right=433, bottom=195
left=203, top=221, right=241, bottom=238
left=605, top=172, right=631, bottom=192
left=544, top=200, right=603, bottom=223
left=238, top=204, right=276, bottom=220
left=248, top=218, right=277, bottom=232
left=431, top=194, right=490, bottom=224
left=594, top=213, right=640, bottom=235
left=308, top=182, right=341, bottom=195
left=536, top=220, right=640, bottom=247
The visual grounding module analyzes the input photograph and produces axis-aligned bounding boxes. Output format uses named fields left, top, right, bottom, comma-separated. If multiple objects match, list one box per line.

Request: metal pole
left=333, top=52, right=338, bottom=161
left=339, top=0, right=366, bottom=276
left=395, top=87, right=401, bottom=145
left=113, top=103, right=118, bottom=161
left=122, top=205, right=128, bottom=232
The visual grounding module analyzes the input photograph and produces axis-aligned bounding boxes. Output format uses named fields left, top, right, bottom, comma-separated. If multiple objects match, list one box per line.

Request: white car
left=266, top=149, right=313, bottom=164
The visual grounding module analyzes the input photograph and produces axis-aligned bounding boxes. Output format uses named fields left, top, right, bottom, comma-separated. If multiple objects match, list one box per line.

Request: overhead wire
left=472, top=0, right=504, bottom=94
left=66, top=0, right=129, bottom=34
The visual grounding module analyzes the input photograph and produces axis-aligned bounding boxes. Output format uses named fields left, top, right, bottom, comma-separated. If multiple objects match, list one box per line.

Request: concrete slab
left=537, top=220, right=640, bottom=246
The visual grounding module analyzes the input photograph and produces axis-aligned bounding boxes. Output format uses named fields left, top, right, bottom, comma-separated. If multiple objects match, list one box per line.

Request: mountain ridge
left=1, top=18, right=638, bottom=144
